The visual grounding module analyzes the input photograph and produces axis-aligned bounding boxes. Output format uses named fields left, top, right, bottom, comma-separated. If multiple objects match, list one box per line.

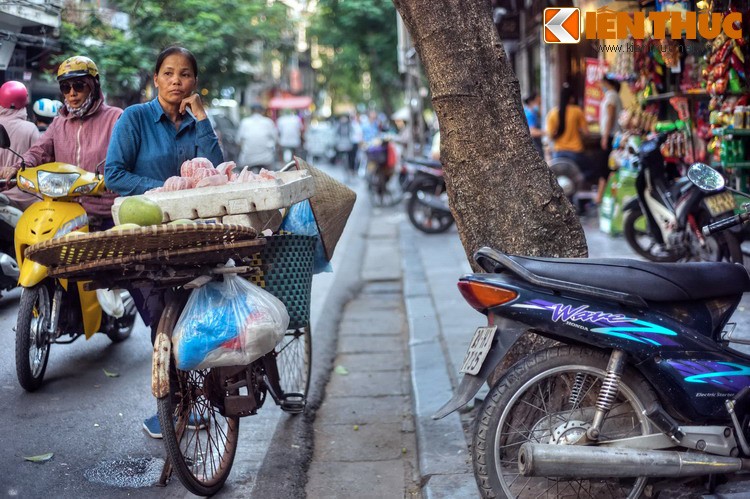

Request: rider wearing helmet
left=0, top=81, right=40, bottom=172
left=32, top=98, right=61, bottom=133
left=0, top=56, right=123, bottom=224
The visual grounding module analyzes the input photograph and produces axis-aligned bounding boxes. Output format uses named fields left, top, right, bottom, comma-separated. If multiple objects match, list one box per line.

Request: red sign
left=584, top=57, right=608, bottom=124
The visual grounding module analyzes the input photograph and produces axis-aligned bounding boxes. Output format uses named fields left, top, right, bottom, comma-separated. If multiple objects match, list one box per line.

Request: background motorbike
left=364, top=137, right=402, bottom=207
left=402, top=157, right=454, bottom=234
left=0, top=125, right=136, bottom=392
left=0, top=192, right=20, bottom=297
left=436, top=163, right=750, bottom=498
left=622, top=133, right=742, bottom=263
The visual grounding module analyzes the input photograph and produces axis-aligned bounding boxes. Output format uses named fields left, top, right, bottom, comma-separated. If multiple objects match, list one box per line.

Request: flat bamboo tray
left=25, top=223, right=265, bottom=286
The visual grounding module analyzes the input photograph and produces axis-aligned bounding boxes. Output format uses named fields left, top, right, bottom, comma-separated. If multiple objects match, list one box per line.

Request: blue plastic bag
left=279, top=200, right=333, bottom=274
left=172, top=268, right=290, bottom=371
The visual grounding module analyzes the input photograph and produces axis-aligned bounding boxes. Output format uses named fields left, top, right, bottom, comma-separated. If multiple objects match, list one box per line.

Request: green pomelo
left=117, top=196, right=163, bottom=226
left=168, top=219, right=194, bottom=225
left=107, top=223, right=141, bottom=232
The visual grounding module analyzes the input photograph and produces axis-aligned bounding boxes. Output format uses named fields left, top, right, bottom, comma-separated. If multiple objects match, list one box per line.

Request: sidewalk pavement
left=308, top=208, right=750, bottom=498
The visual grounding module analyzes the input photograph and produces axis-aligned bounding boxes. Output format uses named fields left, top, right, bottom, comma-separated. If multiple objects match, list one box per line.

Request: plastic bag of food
left=279, top=200, right=332, bottom=274
left=172, top=263, right=290, bottom=370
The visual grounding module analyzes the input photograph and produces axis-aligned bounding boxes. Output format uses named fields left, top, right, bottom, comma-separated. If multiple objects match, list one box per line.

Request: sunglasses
left=59, top=81, right=87, bottom=94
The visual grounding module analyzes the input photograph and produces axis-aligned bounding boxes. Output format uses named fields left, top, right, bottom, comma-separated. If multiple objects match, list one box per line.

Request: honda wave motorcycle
left=623, top=132, right=741, bottom=263
left=0, top=192, right=21, bottom=297
left=403, top=157, right=454, bottom=234
left=436, top=163, right=750, bottom=498
left=0, top=125, right=136, bottom=392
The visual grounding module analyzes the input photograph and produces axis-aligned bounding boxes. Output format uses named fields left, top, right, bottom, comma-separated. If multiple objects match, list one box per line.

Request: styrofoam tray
left=112, top=170, right=314, bottom=224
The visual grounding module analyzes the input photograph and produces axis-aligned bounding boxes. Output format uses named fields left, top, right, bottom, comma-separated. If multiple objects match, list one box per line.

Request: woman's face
left=154, top=54, right=197, bottom=106
left=60, top=78, right=91, bottom=109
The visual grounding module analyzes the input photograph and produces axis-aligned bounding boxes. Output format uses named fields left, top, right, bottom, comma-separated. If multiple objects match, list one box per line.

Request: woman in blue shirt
left=105, top=46, right=223, bottom=195
left=105, top=46, right=222, bottom=439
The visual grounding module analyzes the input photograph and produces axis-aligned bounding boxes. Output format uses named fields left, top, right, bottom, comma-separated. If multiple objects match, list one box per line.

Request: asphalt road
left=0, top=165, right=367, bottom=499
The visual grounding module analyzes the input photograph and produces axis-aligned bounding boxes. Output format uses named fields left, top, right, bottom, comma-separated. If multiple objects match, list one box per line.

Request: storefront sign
left=584, top=57, right=608, bottom=125
left=544, top=7, right=742, bottom=44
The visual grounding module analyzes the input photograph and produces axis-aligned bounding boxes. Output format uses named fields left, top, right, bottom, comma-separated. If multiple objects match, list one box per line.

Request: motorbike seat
left=405, top=157, right=442, bottom=169
left=505, top=255, right=750, bottom=302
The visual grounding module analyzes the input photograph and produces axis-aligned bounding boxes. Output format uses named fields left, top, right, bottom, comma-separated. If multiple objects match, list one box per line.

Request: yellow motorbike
left=0, top=125, right=136, bottom=391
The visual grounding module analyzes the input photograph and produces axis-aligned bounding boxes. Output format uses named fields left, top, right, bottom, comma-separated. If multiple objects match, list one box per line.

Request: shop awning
left=268, top=96, right=313, bottom=110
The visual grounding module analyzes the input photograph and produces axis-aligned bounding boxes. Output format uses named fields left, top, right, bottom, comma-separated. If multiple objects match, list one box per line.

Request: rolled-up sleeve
left=196, top=118, right=224, bottom=166
left=105, top=111, right=163, bottom=196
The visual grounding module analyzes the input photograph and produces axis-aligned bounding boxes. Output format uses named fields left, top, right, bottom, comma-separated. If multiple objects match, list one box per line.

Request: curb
left=400, top=223, right=478, bottom=498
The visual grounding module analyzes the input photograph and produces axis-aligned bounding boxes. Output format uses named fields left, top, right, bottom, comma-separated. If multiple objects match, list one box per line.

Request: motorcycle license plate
left=704, top=191, right=737, bottom=217
left=459, top=326, right=497, bottom=375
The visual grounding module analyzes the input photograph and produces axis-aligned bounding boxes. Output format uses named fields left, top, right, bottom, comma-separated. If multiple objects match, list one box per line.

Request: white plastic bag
left=172, top=264, right=290, bottom=371
left=96, top=288, right=124, bottom=318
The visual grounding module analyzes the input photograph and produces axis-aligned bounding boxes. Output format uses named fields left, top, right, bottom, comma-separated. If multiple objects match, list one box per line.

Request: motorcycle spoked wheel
left=407, top=190, right=454, bottom=234
left=15, top=283, right=53, bottom=392
left=473, top=346, right=657, bottom=499
left=623, top=206, right=681, bottom=262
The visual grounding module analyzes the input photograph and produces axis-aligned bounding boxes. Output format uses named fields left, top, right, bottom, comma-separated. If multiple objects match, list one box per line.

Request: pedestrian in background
left=335, top=114, right=359, bottom=177
left=523, top=91, right=544, bottom=155
left=237, top=102, right=278, bottom=171
left=276, top=109, right=303, bottom=163
left=545, top=83, right=588, bottom=167
left=597, top=76, right=623, bottom=203
left=0, top=81, right=39, bottom=168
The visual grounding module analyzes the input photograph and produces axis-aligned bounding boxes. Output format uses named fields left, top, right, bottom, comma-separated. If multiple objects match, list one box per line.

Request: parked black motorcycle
left=402, top=157, right=454, bottom=234
left=436, top=162, right=750, bottom=498
left=622, top=134, right=742, bottom=263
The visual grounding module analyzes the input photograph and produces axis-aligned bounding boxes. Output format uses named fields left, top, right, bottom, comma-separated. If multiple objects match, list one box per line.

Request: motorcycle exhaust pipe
left=415, top=191, right=451, bottom=213
left=518, top=443, right=750, bottom=478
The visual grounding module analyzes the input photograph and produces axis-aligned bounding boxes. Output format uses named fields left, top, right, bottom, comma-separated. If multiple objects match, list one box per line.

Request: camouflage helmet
left=57, top=56, right=99, bottom=82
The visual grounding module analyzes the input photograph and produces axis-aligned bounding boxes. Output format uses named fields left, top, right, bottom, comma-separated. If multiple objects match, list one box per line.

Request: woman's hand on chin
left=180, top=93, right=207, bottom=121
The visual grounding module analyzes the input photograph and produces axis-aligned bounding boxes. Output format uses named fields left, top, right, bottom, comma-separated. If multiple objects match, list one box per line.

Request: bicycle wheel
left=275, top=326, right=312, bottom=410
left=156, top=294, right=240, bottom=496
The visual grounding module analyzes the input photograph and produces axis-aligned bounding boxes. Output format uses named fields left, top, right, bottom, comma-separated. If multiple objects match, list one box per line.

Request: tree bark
left=391, top=0, right=590, bottom=371
left=391, top=0, right=588, bottom=261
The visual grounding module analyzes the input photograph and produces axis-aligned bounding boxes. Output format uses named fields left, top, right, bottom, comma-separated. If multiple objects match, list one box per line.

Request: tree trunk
left=392, top=0, right=589, bottom=371
left=392, top=0, right=587, bottom=261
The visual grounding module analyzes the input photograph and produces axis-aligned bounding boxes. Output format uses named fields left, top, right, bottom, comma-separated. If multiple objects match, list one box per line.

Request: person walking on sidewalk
left=237, top=102, right=278, bottom=171
left=277, top=109, right=303, bottom=163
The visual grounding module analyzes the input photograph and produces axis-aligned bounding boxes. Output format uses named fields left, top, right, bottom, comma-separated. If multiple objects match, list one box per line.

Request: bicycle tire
left=156, top=292, right=240, bottom=496
left=276, top=326, right=312, bottom=412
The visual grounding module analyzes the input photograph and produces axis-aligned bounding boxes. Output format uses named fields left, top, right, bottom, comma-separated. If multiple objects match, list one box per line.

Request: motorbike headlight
left=73, top=182, right=98, bottom=195
left=18, top=175, right=35, bottom=193
left=37, top=171, right=80, bottom=198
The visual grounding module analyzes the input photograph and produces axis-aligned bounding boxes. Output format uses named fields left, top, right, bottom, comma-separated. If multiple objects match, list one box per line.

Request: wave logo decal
left=513, top=299, right=679, bottom=346
left=669, top=360, right=750, bottom=387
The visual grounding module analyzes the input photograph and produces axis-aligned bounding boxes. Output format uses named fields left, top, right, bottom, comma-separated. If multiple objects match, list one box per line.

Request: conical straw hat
left=293, top=157, right=356, bottom=261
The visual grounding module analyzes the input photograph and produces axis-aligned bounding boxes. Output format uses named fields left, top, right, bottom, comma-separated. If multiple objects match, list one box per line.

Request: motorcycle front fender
left=18, top=258, right=47, bottom=288
left=432, top=317, right=527, bottom=420
left=622, top=197, right=640, bottom=213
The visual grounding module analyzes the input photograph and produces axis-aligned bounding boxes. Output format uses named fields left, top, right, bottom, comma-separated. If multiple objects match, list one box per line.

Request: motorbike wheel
left=15, top=283, right=52, bottom=392
left=473, top=346, right=657, bottom=499
left=407, top=190, right=454, bottom=234
left=275, top=326, right=312, bottom=413
left=157, top=293, right=239, bottom=496
left=105, top=292, right=137, bottom=343
left=623, top=206, right=681, bottom=262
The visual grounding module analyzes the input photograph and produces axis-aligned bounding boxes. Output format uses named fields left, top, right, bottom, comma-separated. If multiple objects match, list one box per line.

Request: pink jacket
left=0, top=107, right=40, bottom=167
left=17, top=99, right=123, bottom=217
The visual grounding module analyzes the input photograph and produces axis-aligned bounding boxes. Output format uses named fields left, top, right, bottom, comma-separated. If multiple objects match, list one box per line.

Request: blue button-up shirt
left=105, top=98, right=224, bottom=195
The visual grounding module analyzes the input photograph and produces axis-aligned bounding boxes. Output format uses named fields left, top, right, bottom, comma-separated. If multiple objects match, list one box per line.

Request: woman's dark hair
left=602, top=76, right=621, bottom=93
left=554, top=83, right=573, bottom=140
left=523, top=92, right=538, bottom=106
left=154, top=46, right=198, bottom=77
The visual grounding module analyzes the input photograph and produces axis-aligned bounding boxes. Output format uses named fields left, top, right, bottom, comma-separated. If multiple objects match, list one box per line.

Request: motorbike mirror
left=0, top=125, right=10, bottom=149
left=687, top=163, right=725, bottom=192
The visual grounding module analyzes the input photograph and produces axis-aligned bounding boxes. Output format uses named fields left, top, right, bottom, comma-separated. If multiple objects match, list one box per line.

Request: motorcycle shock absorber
left=587, top=349, right=627, bottom=441
left=569, top=372, right=594, bottom=408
